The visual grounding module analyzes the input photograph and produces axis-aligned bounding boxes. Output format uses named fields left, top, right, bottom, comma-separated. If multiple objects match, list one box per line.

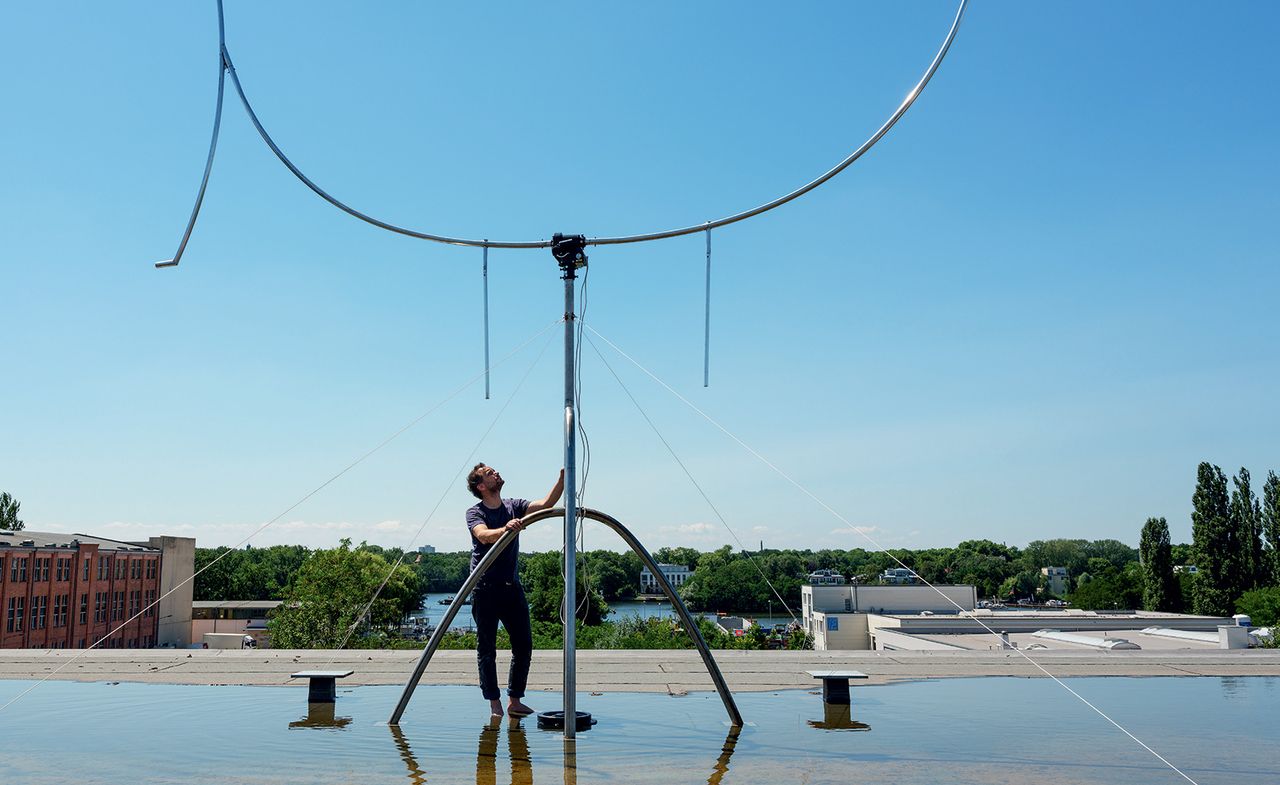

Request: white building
left=808, top=569, right=846, bottom=586
left=802, top=584, right=977, bottom=650
left=639, top=563, right=691, bottom=594
left=880, top=567, right=919, bottom=585
left=1041, top=566, right=1068, bottom=596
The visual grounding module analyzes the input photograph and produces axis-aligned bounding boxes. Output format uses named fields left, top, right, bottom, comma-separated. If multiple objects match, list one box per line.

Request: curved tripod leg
left=389, top=506, right=743, bottom=727
left=388, top=527, right=517, bottom=724
left=571, top=507, right=743, bottom=727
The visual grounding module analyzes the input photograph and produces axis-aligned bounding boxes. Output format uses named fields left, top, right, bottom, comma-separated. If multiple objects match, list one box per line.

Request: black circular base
left=536, top=710, right=596, bottom=732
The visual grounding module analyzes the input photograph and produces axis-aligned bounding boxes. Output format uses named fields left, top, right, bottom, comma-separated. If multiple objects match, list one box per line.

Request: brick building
left=0, top=530, right=194, bottom=650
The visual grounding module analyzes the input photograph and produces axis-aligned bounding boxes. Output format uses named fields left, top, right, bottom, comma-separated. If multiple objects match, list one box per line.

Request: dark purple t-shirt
left=467, top=498, right=529, bottom=583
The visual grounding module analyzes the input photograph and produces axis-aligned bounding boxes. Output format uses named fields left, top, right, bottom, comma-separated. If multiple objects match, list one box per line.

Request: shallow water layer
left=2, top=676, right=1275, bottom=784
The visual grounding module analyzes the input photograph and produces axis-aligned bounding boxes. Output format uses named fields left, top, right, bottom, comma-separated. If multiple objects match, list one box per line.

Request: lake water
left=415, top=594, right=794, bottom=631
left=2, top=676, right=1275, bottom=783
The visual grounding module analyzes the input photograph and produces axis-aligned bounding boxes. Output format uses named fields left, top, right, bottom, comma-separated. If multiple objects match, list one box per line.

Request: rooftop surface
left=2, top=649, right=1277, bottom=693
left=0, top=530, right=159, bottom=552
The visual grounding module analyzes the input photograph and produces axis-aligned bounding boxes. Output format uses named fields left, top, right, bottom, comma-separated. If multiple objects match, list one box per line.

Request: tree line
left=191, top=460, right=1280, bottom=647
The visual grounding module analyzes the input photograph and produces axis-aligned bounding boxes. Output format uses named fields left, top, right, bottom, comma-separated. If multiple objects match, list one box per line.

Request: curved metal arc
left=156, top=0, right=228, bottom=268
left=388, top=506, right=742, bottom=727
left=215, top=0, right=966, bottom=251
left=589, top=0, right=968, bottom=246
left=389, top=523, right=518, bottom=725
left=221, top=49, right=547, bottom=250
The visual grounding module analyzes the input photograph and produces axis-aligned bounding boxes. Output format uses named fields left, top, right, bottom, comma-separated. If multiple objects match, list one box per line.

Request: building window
left=144, top=589, right=157, bottom=617
left=94, top=592, right=107, bottom=623
left=34, top=558, right=50, bottom=582
left=83, top=558, right=90, bottom=581
left=56, top=558, right=71, bottom=581
left=7, top=597, right=21, bottom=632
left=12, top=557, right=28, bottom=582
left=111, top=591, right=124, bottom=621
left=79, top=594, right=88, bottom=625
left=146, top=559, right=157, bottom=579
left=98, top=556, right=109, bottom=580
left=32, top=596, right=47, bottom=630
left=53, top=595, right=68, bottom=627
left=116, top=559, right=127, bottom=580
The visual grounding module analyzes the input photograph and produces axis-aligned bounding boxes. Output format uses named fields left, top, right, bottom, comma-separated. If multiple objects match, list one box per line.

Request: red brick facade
left=0, top=536, right=161, bottom=649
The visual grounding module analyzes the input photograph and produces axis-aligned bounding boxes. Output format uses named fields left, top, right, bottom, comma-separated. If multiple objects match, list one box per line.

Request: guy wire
left=327, top=326, right=559, bottom=656
left=586, top=324, right=1202, bottom=785
left=583, top=331, right=802, bottom=629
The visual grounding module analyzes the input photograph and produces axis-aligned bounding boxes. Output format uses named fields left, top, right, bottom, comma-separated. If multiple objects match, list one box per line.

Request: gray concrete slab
left=1, top=649, right=1278, bottom=692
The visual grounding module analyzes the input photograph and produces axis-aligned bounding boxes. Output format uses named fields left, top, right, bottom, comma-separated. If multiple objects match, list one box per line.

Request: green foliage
left=1231, top=468, right=1265, bottom=592
left=414, top=551, right=472, bottom=593
left=1263, top=472, right=1280, bottom=586
left=1139, top=517, right=1180, bottom=612
left=1069, top=562, right=1142, bottom=610
left=520, top=551, right=608, bottom=625
left=580, top=549, right=640, bottom=601
left=267, top=540, right=418, bottom=649
left=1192, top=462, right=1236, bottom=616
left=194, top=545, right=310, bottom=601
left=0, top=492, right=24, bottom=532
left=999, top=570, right=1043, bottom=601
left=1235, top=586, right=1280, bottom=628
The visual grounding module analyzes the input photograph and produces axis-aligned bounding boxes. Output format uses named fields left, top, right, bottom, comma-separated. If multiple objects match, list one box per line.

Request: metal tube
left=156, top=0, right=227, bottom=268
left=483, top=245, right=490, bottom=400
left=562, top=269, right=578, bottom=739
left=388, top=507, right=743, bottom=728
left=703, top=226, right=711, bottom=387
left=213, top=0, right=967, bottom=251
left=388, top=524, right=519, bottom=725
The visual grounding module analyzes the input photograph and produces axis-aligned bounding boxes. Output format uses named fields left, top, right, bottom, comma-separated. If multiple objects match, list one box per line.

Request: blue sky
left=2, top=2, right=1276, bottom=554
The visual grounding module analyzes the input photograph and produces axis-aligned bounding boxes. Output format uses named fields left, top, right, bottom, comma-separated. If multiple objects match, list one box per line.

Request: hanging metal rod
left=159, top=0, right=966, bottom=263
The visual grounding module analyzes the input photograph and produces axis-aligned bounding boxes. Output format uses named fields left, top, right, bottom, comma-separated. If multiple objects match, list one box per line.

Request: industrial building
left=0, top=530, right=195, bottom=649
left=801, top=583, right=1250, bottom=652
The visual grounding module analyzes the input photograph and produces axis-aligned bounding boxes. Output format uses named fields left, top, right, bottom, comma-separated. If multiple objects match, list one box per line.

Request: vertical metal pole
left=561, top=263, right=578, bottom=739
left=703, top=225, right=711, bottom=387
left=483, top=244, right=491, bottom=400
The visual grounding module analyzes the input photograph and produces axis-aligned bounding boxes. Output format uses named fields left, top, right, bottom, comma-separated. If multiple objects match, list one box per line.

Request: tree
left=1235, top=586, right=1280, bottom=628
left=1263, top=471, right=1280, bottom=586
left=520, top=551, right=607, bottom=625
left=1191, top=462, right=1235, bottom=616
left=1069, top=563, right=1142, bottom=610
left=268, top=540, right=418, bottom=648
left=1139, top=517, right=1179, bottom=612
left=1231, top=468, right=1264, bottom=592
left=0, top=492, right=24, bottom=531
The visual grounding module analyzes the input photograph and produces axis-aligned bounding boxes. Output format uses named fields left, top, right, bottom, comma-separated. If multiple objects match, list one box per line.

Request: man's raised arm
left=526, top=469, right=565, bottom=515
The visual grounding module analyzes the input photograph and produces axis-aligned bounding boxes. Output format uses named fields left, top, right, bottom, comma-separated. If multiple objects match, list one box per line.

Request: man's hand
left=504, top=518, right=524, bottom=534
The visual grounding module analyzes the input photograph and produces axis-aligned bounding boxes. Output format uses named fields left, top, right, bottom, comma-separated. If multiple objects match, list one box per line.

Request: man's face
left=477, top=466, right=504, bottom=494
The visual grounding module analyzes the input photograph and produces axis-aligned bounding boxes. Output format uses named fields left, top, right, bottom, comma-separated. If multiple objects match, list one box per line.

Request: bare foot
left=489, top=699, right=504, bottom=718
left=507, top=700, right=535, bottom=717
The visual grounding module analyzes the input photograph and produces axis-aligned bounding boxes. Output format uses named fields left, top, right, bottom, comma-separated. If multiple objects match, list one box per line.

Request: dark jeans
left=472, top=581, right=533, bottom=701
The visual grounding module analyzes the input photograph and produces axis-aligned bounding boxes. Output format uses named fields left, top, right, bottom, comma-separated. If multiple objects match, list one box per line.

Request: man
left=465, top=462, right=564, bottom=718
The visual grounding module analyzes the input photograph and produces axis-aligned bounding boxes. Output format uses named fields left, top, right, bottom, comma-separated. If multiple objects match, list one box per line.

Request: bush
left=1235, top=586, right=1280, bottom=627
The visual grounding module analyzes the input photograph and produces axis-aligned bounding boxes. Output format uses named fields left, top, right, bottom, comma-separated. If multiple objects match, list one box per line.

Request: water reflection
left=389, top=718, right=741, bottom=785
left=476, top=715, right=534, bottom=785
left=390, top=726, right=428, bottom=785
left=807, top=703, right=872, bottom=732
left=287, top=701, right=352, bottom=730
left=707, top=727, right=740, bottom=785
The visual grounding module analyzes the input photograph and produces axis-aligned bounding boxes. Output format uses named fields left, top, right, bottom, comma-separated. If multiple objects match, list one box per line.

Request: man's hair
left=466, top=463, right=489, bottom=500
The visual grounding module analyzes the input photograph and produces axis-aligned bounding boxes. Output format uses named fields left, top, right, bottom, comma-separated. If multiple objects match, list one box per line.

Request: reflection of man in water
left=477, top=717, right=534, bottom=785
left=466, top=463, right=563, bottom=718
